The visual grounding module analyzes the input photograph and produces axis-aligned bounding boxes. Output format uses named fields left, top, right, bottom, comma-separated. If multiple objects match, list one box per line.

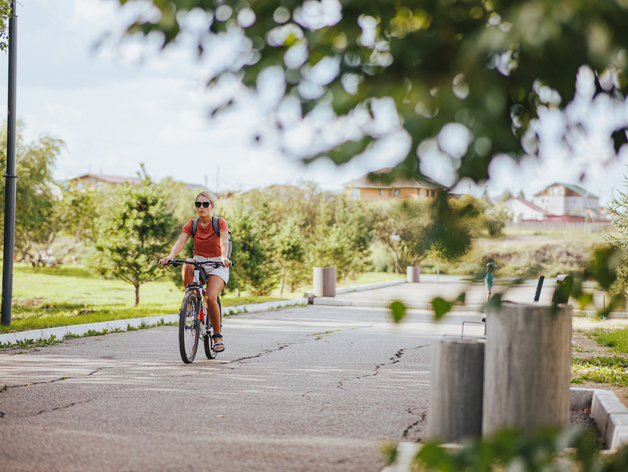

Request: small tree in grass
left=274, top=217, right=305, bottom=295
left=91, top=167, right=175, bottom=306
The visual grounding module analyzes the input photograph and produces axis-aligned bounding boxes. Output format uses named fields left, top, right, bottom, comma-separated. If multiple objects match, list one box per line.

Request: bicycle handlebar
left=163, top=259, right=232, bottom=269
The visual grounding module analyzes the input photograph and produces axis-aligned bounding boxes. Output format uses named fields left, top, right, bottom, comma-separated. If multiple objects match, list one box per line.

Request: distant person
left=72, top=255, right=77, bottom=266
left=485, top=262, right=496, bottom=302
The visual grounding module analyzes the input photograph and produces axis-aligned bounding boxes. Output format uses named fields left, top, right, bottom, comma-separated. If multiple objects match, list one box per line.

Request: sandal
left=212, top=334, right=225, bottom=352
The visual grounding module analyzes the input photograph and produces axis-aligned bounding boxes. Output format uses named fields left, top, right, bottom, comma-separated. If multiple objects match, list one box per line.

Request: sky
left=1, top=0, right=628, bottom=204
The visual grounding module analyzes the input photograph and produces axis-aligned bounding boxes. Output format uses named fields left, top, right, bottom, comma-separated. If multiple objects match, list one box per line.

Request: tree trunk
left=280, top=262, right=285, bottom=296
left=134, top=284, right=140, bottom=306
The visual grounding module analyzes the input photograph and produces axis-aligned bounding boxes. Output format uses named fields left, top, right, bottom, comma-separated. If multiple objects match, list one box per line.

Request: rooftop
left=534, top=182, right=598, bottom=198
left=343, top=167, right=448, bottom=190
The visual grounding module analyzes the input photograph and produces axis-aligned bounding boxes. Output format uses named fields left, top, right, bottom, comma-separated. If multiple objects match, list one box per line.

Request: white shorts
left=193, top=255, right=229, bottom=286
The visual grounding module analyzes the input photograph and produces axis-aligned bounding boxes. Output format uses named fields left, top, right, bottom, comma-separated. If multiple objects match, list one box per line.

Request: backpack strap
left=212, top=216, right=220, bottom=237
left=212, top=216, right=232, bottom=259
left=191, top=218, right=199, bottom=238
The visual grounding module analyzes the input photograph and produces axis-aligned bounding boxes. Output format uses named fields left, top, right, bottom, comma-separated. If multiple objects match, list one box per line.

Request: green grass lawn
left=0, top=264, right=287, bottom=334
left=571, top=327, right=628, bottom=387
left=0, top=264, right=401, bottom=334
left=336, top=272, right=405, bottom=288
left=588, top=327, right=628, bottom=354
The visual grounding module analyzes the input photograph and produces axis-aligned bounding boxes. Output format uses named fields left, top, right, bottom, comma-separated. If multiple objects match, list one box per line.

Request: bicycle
left=164, top=259, right=226, bottom=364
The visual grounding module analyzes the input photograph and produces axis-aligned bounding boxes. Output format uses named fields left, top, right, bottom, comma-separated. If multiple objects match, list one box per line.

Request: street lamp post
left=1, top=0, right=18, bottom=326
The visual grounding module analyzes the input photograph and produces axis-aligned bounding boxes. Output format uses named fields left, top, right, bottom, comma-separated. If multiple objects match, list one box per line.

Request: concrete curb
left=573, top=310, right=628, bottom=319
left=303, top=279, right=406, bottom=298
left=312, top=298, right=485, bottom=312
left=382, top=388, right=628, bottom=472
left=590, top=388, right=628, bottom=450
left=0, top=298, right=308, bottom=346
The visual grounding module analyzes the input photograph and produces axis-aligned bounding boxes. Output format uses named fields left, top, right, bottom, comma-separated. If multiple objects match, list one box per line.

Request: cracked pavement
left=0, top=290, right=485, bottom=472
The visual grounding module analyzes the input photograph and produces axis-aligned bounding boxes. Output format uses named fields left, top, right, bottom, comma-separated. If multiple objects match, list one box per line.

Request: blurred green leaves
left=389, top=301, right=406, bottom=324
left=432, top=292, right=465, bottom=320
left=113, top=0, right=628, bottom=186
left=411, top=426, right=618, bottom=472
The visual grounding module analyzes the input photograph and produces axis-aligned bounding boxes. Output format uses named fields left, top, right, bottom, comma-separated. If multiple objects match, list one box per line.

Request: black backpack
left=191, top=216, right=232, bottom=259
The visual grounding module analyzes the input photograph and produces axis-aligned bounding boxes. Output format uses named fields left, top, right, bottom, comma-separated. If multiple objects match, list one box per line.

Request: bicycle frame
left=165, top=259, right=226, bottom=337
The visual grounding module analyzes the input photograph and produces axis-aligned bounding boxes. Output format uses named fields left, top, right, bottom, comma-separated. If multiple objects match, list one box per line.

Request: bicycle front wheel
left=179, top=291, right=200, bottom=364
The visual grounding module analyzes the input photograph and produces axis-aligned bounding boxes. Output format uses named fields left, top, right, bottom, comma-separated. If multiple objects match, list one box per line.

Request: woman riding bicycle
left=159, top=190, right=231, bottom=352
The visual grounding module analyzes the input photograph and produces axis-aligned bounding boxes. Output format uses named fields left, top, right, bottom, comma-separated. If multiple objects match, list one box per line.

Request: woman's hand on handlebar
left=221, top=256, right=232, bottom=267
left=159, top=255, right=174, bottom=267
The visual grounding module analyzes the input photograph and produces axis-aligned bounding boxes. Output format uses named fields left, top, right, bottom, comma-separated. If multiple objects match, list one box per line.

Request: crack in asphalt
left=230, top=343, right=294, bottom=363
left=2, top=363, right=143, bottom=391
left=3, top=399, right=93, bottom=419
left=338, top=348, right=406, bottom=389
left=402, top=411, right=427, bottom=439
left=34, top=399, right=92, bottom=417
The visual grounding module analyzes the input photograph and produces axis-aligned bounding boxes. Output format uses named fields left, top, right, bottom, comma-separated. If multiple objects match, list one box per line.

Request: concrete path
left=0, top=301, right=484, bottom=472
left=336, top=280, right=556, bottom=305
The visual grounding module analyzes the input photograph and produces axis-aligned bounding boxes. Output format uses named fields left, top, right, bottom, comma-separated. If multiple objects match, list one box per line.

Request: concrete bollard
left=313, top=267, right=336, bottom=297
left=482, top=303, right=572, bottom=436
left=407, top=266, right=420, bottom=283
left=427, top=338, right=485, bottom=442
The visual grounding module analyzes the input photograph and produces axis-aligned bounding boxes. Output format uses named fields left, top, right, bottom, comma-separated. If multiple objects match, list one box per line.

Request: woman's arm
left=159, top=232, right=190, bottom=266
left=220, top=231, right=232, bottom=266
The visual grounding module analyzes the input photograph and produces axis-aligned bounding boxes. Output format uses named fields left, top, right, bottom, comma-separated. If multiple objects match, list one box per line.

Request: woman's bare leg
left=182, top=260, right=195, bottom=286
left=206, top=275, right=226, bottom=338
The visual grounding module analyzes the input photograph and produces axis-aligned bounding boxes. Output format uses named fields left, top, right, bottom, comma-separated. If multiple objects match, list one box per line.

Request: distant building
left=532, top=183, right=599, bottom=217
left=70, top=173, right=141, bottom=189
left=503, top=198, right=553, bottom=222
left=343, top=167, right=448, bottom=201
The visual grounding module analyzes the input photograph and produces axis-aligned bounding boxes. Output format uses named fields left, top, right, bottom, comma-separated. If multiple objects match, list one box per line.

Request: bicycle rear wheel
left=203, top=296, right=221, bottom=359
left=179, top=291, right=200, bottom=364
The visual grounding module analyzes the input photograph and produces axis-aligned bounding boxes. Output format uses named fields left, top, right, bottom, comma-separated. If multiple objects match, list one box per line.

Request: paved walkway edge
left=0, top=298, right=308, bottom=345
left=382, top=387, right=628, bottom=472
left=314, top=298, right=628, bottom=318
left=303, top=279, right=406, bottom=298
left=313, top=298, right=485, bottom=312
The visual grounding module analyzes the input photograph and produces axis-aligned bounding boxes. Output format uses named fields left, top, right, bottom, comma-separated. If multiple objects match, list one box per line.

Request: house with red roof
left=532, top=183, right=599, bottom=218
left=503, top=198, right=553, bottom=222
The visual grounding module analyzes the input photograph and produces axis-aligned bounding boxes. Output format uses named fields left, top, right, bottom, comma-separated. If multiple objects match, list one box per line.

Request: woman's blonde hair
left=196, top=190, right=215, bottom=204
left=196, top=190, right=215, bottom=214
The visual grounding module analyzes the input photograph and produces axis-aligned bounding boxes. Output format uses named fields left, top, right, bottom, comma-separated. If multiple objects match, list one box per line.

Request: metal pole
left=1, top=1, right=18, bottom=326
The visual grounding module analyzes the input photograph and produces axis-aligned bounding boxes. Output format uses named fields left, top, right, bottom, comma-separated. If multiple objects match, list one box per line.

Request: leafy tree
left=498, top=188, right=513, bottom=203
left=157, top=177, right=197, bottom=228
left=370, top=198, right=430, bottom=272
left=307, top=197, right=369, bottom=280
left=53, top=183, right=99, bottom=263
left=603, top=176, right=628, bottom=297
left=0, top=121, right=65, bottom=265
left=371, top=195, right=475, bottom=272
left=517, top=189, right=526, bottom=199
left=0, top=1, right=12, bottom=51
left=228, top=200, right=279, bottom=296
left=482, top=205, right=509, bottom=237
left=90, top=169, right=175, bottom=305
left=274, top=216, right=305, bottom=295
left=114, top=0, right=628, bottom=186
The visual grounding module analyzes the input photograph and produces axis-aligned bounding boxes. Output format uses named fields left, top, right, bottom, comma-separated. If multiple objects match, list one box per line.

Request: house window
left=394, top=189, right=401, bottom=196
left=431, top=190, right=435, bottom=197
left=389, top=189, right=392, bottom=196
left=379, top=189, right=384, bottom=196
left=351, top=188, right=360, bottom=198
left=426, top=190, right=429, bottom=197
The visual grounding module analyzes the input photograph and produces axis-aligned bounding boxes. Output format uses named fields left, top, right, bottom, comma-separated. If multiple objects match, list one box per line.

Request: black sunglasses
left=195, top=201, right=211, bottom=208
